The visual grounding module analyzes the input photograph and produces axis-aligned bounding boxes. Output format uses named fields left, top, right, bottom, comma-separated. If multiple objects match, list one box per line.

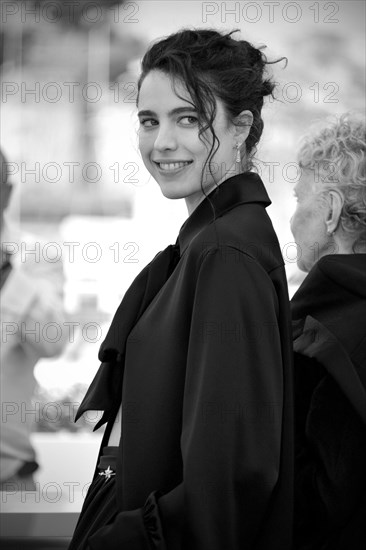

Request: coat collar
left=177, top=171, right=271, bottom=255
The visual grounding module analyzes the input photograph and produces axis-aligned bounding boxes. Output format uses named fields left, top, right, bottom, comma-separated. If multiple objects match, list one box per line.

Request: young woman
left=290, top=113, right=366, bottom=549
left=69, top=29, right=294, bottom=550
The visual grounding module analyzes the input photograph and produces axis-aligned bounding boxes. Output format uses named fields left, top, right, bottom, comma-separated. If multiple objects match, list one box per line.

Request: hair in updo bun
left=137, top=28, right=283, bottom=178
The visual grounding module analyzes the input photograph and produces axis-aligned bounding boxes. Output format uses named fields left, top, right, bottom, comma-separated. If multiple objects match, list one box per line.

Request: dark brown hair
left=137, top=28, right=282, bottom=183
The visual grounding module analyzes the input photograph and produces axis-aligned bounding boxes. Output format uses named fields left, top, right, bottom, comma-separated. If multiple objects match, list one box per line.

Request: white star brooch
left=98, top=466, right=116, bottom=482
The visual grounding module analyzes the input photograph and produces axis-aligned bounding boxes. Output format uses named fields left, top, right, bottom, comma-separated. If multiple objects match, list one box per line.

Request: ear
left=232, top=110, right=254, bottom=145
left=325, top=190, right=343, bottom=235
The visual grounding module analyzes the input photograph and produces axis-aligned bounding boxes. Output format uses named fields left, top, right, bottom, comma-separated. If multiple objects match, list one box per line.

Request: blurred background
left=0, top=0, right=365, bottom=508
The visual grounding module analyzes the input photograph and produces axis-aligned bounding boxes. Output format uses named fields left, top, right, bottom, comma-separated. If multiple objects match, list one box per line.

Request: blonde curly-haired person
left=290, top=113, right=366, bottom=550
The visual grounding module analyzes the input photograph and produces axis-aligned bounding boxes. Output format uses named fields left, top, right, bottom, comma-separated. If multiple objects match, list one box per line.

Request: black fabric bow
left=75, top=242, right=181, bottom=428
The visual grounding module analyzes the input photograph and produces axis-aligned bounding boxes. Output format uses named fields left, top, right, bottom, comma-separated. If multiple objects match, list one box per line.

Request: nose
left=289, top=215, right=295, bottom=234
left=153, top=123, right=178, bottom=152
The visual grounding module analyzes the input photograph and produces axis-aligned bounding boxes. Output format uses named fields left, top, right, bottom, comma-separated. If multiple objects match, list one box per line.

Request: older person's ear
left=325, top=190, right=344, bottom=235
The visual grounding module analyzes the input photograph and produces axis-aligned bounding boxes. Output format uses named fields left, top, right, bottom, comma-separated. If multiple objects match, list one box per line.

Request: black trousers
left=68, top=447, right=119, bottom=550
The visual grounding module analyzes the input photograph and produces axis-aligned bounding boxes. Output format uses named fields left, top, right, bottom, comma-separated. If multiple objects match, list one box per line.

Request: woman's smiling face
left=137, top=70, right=238, bottom=210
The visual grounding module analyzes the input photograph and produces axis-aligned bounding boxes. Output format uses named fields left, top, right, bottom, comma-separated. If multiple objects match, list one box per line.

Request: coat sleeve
left=88, top=246, right=286, bottom=550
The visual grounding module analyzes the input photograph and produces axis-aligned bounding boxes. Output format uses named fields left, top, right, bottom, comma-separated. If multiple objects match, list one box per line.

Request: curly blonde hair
left=297, top=113, right=366, bottom=250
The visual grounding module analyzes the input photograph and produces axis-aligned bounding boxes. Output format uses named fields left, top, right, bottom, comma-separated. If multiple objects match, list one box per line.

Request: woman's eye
left=140, top=119, right=158, bottom=128
left=179, top=116, right=198, bottom=126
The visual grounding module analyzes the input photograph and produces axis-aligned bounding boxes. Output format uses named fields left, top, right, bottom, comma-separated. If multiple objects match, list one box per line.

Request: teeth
left=158, top=162, right=191, bottom=171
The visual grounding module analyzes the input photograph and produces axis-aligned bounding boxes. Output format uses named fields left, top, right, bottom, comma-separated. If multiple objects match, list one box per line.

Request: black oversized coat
left=292, top=254, right=366, bottom=549
left=76, top=172, right=294, bottom=549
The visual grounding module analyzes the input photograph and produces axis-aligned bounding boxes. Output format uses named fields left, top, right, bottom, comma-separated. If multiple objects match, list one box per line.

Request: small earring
left=235, top=143, right=241, bottom=164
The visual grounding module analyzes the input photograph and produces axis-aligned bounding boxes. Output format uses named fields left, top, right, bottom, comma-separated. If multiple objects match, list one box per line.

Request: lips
left=153, top=160, right=193, bottom=172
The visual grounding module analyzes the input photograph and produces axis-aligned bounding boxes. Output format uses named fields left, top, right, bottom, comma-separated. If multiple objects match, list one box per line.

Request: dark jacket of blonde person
left=292, top=253, right=366, bottom=550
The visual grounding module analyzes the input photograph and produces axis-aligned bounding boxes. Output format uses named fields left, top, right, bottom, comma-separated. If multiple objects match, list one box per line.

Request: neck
left=185, top=161, right=242, bottom=216
left=333, top=232, right=366, bottom=255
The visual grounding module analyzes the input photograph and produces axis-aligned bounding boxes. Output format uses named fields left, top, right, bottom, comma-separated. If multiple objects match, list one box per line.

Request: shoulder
left=186, top=203, right=284, bottom=276
left=183, top=244, right=281, bottom=321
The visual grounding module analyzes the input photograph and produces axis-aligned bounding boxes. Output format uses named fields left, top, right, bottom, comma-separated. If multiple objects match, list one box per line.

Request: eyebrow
left=137, top=106, right=197, bottom=118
